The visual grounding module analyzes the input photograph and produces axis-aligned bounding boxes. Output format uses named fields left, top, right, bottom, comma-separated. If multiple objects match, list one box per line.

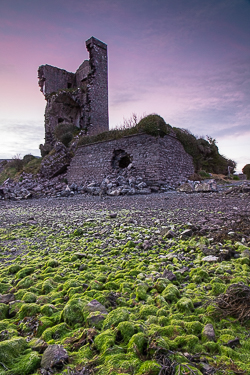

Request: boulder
left=41, top=344, right=68, bottom=370
left=177, top=183, right=193, bottom=193
left=194, top=179, right=217, bottom=192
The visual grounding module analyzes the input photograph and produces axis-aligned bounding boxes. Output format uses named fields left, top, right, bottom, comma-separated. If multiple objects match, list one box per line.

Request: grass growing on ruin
left=0, top=203, right=250, bottom=374
left=77, top=114, right=235, bottom=175
left=77, top=114, right=172, bottom=147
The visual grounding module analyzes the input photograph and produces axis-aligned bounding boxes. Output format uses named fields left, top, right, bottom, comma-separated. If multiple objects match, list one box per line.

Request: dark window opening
left=67, top=83, right=72, bottom=89
left=111, top=149, right=131, bottom=169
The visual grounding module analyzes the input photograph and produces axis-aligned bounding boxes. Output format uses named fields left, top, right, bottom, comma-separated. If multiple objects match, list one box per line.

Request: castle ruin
left=38, top=36, right=108, bottom=155
left=38, top=36, right=195, bottom=188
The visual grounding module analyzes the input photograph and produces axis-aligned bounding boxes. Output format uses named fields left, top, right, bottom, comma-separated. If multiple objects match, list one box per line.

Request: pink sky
left=0, top=0, right=249, bottom=171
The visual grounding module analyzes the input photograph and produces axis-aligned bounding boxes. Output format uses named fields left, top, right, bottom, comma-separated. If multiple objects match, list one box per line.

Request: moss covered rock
left=94, top=329, right=115, bottom=353
left=162, top=284, right=180, bottom=302
left=136, top=360, right=161, bottom=375
left=41, top=322, right=70, bottom=342
left=116, top=321, right=135, bottom=343
left=23, top=292, right=37, bottom=303
left=0, top=337, right=27, bottom=366
left=61, top=298, right=86, bottom=326
left=176, top=297, right=194, bottom=313
left=0, top=303, right=8, bottom=320
left=18, top=303, right=41, bottom=319
left=128, top=332, right=147, bottom=354
left=102, top=307, right=130, bottom=330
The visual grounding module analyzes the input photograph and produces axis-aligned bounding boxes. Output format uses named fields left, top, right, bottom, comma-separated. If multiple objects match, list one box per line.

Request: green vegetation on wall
left=172, top=128, right=235, bottom=174
left=54, top=123, right=80, bottom=147
left=77, top=114, right=171, bottom=147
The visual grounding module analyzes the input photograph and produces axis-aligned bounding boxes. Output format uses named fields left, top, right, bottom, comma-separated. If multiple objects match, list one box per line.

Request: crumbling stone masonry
left=38, top=37, right=108, bottom=155
left=67, top=133, right=195, bottom=188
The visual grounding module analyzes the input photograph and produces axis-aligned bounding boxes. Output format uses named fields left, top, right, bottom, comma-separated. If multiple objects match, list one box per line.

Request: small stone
left=109, top=212, right=117, bottom=218
left=162, top=270, right=177, bottom=281
left=84, top=299, right=108, bottom=315
left=241, top=249, right=250, bottom=258
left=164, top=230, right=175, bottom=238
left=180, top=229, right=193, bottom=238
left=202, top=255, right=219, bottom=262
left=41, top=344, right=68, bottom=370
left=202, top=324, right=216, bottom=342
left=176, top=266, right=189, bottom=274
left=86, top=312, right=106, bottom=328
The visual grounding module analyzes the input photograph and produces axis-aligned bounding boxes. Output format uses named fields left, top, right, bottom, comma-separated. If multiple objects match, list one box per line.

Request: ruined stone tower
left=38, top=37, right=108, bottom=155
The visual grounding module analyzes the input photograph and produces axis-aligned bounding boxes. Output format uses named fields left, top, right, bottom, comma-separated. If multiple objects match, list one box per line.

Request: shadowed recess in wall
left=111, top=150, right=132, bottom=169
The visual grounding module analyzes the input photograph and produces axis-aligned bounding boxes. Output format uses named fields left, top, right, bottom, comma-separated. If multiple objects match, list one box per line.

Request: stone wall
left=67, top=133, right=194, bottom=187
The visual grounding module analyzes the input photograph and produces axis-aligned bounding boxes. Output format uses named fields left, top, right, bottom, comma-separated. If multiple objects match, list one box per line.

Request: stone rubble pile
left=0, top=172, right=173, bottom=200
left=1, top=169, right=249, bottom=200
left=177, top=179, right=218, bottom=193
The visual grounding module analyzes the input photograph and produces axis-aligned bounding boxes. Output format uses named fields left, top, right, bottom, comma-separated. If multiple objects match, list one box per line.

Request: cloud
left=0, top=119, right=44, bottom=158
left=213, top=124, right=250, bottom=138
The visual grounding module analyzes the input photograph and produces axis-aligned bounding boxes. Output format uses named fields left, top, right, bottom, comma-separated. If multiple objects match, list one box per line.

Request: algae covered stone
left=61, top=298, right=86, bottom=326
left=0, top=303, right=8, bottom=320
left=135, top=284, right=148, bottom=300
left=10, top=351, right=41, bottom=375
left=103, top=307, right=129, bottom=329
left=0, top=337, right=27, bottom=366
left=23, top=291, right=37, bottom=303
left=128, top=332, right=147, bottom=354
left=42, top=322, right=70, bottom=342
left=162, top=284, right=180, bottom=302
left=139, top=305, right=158, bottom=319
left=41, top=303, right=58, bottom=317
left=18, top=303, right=41, bottom=319
left=94, top=329, right=115, bottom=353
left=136, top=360, right=161, bottom=375
left=176, top=297, right=194, bottom=312
left=116, top=321, right=135, bottom=343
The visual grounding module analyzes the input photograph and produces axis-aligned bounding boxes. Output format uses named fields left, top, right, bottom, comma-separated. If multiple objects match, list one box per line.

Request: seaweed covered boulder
left=0, top=303, right=8, bottom=320
left=61, top=298, right=87, bottom=327
left=103, top=307, right=130, bottom=329
left=0, top=337, right=40, bottom=374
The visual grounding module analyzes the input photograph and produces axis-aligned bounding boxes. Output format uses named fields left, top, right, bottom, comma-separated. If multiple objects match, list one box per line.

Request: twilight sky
left=0, top=0, right=249, bottom=172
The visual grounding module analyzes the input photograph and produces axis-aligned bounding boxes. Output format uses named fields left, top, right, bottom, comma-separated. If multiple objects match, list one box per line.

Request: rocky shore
left=0, top=192, right=250, bottom=374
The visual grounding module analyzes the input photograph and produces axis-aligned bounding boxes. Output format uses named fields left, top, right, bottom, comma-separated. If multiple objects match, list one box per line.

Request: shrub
left=22, top=154, right=36, bottom=165
left=8, top=154, right=23, bottom=172
left=54, top=123, right=79, bottom=147
left=136, top=114, right=172, bottom=137
left=233, top=175, right=240, bottom=180
left=243, top=164, right=250, bottom=179
left=173, top=129, right=235, bottom=174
